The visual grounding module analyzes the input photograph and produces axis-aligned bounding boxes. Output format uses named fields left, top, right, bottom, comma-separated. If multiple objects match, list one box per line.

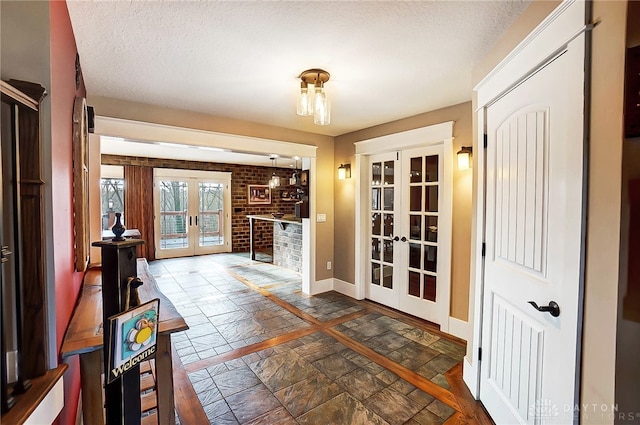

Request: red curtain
left=124, top=165, right=155, bottom=260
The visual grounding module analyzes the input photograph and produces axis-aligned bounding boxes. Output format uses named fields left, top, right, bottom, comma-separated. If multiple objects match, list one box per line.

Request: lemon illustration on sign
left=127, top=317, right=155, bottom=351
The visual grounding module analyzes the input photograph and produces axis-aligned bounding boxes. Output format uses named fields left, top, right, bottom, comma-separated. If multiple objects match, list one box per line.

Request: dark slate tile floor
left=149, top=253, right=466, bottom=425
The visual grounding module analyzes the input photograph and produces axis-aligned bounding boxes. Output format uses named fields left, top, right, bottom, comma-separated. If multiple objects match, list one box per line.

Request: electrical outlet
left=327, top=261, right=332, bottom=270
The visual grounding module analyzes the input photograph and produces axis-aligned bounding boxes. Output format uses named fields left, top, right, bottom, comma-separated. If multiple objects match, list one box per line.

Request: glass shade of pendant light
left=297, top=68, right=330, bottom=126
left=296, top=82, right=313, bottom=116
left=269, top=156, right=280, bottom=188
left=313, top=81, right=330, bottom=126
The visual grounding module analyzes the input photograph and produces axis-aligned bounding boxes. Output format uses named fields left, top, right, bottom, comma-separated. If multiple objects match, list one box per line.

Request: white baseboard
left=332, top=278, right=357, bottom=298
left=309, top=278, right=333, bottom=295
left=447, top=317, right=470, bottom=342
left=25, top=374, right=64, bottom=425
left=6, top=350, right=17, bottom=383
left=463, top=357, right=480, bottom=399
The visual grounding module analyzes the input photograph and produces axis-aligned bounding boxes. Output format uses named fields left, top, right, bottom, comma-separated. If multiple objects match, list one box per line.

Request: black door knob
left=393, top=236, right=400, bottom=241
left=528, top=300, right=560, bottom=317
left=400, top=236, right=407, bottom=242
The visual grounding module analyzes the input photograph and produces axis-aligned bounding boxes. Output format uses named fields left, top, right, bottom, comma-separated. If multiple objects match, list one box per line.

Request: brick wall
left=102, top=155, right=298, bottom=252
left=273, top=222, right=303, bottom=273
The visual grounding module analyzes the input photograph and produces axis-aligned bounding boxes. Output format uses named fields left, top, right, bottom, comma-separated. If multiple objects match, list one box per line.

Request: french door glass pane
left=425, top=186, right=438, bottom=212
left=409, top=215, right=421, bottom=240
left=425, top=155, right=438, bottom=182
left=410, top=187, right=422, bottom=212
left=425, top=216, right=438, bottom=242
left=409, top=243, right=421, bottom=269
left=423, top=275, right=437, bottom=301
left=382, top=265, right=393, bottom=288
left=383, top=188, right=394, bottom=210
left=409, top=271, right=420, bottom=297
left=424, top=246, right=437, bottom=272
left=372, top=213, right=381, bottom=235
left=372, top=263, right=381, bottom=285
left=383, top=214, right=394, bottom=237
left=384, top=161, right=395, bottom=185
left=198, top=182, right=223, bottom=247
left=372, top=162, right=382, bottom=185
left=372, top=188, right=381, bottom=210
left=384, top=240, right=394, bottom=263
left=372, top=238, right=381, bottom=260
left=159, top=180, right=189, bottom=249
left=410, top=157, right=422, bottom=183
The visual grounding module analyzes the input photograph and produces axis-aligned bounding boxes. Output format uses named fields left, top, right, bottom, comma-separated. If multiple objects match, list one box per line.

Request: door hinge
left=396, top=151, right=399, bottom=161
left=478, top=347, right=482, bottom=362
left=481, top=242, right=486, bottom=257
left=483, top=133, right=488, bottom=149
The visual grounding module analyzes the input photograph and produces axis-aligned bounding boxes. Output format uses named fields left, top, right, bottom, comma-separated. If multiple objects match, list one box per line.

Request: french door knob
left=400, top=236, right=407, bottom=242
left=528, top=300, right=560, bottom=317
left=393, top=236, right=400, bottom=242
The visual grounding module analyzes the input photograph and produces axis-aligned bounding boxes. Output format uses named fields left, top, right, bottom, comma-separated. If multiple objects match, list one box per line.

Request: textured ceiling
left=67, top=1, right=530, bottom=139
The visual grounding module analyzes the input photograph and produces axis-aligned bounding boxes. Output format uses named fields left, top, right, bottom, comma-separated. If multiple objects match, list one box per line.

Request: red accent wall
left=50, top=1, right=86, bottom=423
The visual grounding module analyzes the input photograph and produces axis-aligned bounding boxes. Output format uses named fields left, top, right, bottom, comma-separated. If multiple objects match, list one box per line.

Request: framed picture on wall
left=248, top=184, right=271, bottom=204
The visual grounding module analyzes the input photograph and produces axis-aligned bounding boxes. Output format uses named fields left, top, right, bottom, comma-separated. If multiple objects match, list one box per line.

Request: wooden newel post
left=92, top=238, right=144, bottom=425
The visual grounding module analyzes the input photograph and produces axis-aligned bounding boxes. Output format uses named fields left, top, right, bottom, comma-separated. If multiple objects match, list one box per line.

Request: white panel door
left=480, top=38, right=585, bottom=424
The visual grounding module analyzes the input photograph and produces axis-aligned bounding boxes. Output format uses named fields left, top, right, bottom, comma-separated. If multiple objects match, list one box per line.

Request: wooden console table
left=61, top=259, right=188, bottom=425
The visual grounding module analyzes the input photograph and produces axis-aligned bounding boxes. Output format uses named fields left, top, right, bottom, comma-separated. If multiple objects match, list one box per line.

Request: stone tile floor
left=149, top=253, right=467, bottom=425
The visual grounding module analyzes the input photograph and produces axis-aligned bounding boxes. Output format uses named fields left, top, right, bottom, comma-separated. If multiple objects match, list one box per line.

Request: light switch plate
left=317, top=213, right=326, bottom=223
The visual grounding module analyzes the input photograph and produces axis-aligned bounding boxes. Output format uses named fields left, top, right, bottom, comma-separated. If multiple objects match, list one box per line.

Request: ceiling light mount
left=297, top=68, right=331, bottom=126
left=298, top=69, right=330, bottom=86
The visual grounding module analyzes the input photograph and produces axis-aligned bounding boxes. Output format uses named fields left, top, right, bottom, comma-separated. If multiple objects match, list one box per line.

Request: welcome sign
left=106, top=299, right=160, bottom=384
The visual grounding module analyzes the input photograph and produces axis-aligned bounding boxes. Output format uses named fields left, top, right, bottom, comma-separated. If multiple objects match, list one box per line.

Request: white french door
left=367, top=145, right=451, bottom=327
left=368, top=152, right=401, bottom=308
left=154, top=169, right=232, bottom=259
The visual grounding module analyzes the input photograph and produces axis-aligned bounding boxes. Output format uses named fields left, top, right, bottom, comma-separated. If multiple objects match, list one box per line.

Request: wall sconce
left=297, top=68, right=331, bottom=126
left=338, top=163, right=351, bottom=180
left=457, top=146, right=472, bottom=170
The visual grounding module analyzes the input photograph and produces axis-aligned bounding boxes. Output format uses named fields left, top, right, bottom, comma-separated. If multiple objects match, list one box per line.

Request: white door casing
left=472, top=1, right=587, bottom=423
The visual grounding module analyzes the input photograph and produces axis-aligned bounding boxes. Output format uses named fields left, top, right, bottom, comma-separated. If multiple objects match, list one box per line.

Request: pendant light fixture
left=269, top=155, right=280, bottom=188
left=297, top=69, right=330, bottom=126
left=290, top=156, right=300, bottom=186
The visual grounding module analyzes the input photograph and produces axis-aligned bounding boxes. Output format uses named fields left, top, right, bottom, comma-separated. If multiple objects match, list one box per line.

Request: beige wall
left=334, top=101, right=473, bottom=321
left=471, top=0, right=629, bottom=421
left=582, top=2, right=626, bottom=422
left=88, top=95, right=335, bottom=281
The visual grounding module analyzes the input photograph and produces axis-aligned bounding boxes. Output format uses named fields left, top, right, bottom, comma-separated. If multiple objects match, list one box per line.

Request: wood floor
left=150, top=254, right=494, bottom=425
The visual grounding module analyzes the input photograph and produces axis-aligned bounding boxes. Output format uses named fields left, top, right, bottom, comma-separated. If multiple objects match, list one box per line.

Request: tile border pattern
left=168, top=260, right=490, bottom=425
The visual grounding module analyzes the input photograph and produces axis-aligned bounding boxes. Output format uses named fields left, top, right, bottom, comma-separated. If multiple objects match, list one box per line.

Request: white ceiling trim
left=94, top=116, right=318, bottom=159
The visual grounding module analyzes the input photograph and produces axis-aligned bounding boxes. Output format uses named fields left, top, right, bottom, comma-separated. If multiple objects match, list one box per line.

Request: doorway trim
left=353, top=121, right=454, bottom=331
left=93, top=116, right=318, bottom=292
left=466, top=0, right=588, bottom=401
